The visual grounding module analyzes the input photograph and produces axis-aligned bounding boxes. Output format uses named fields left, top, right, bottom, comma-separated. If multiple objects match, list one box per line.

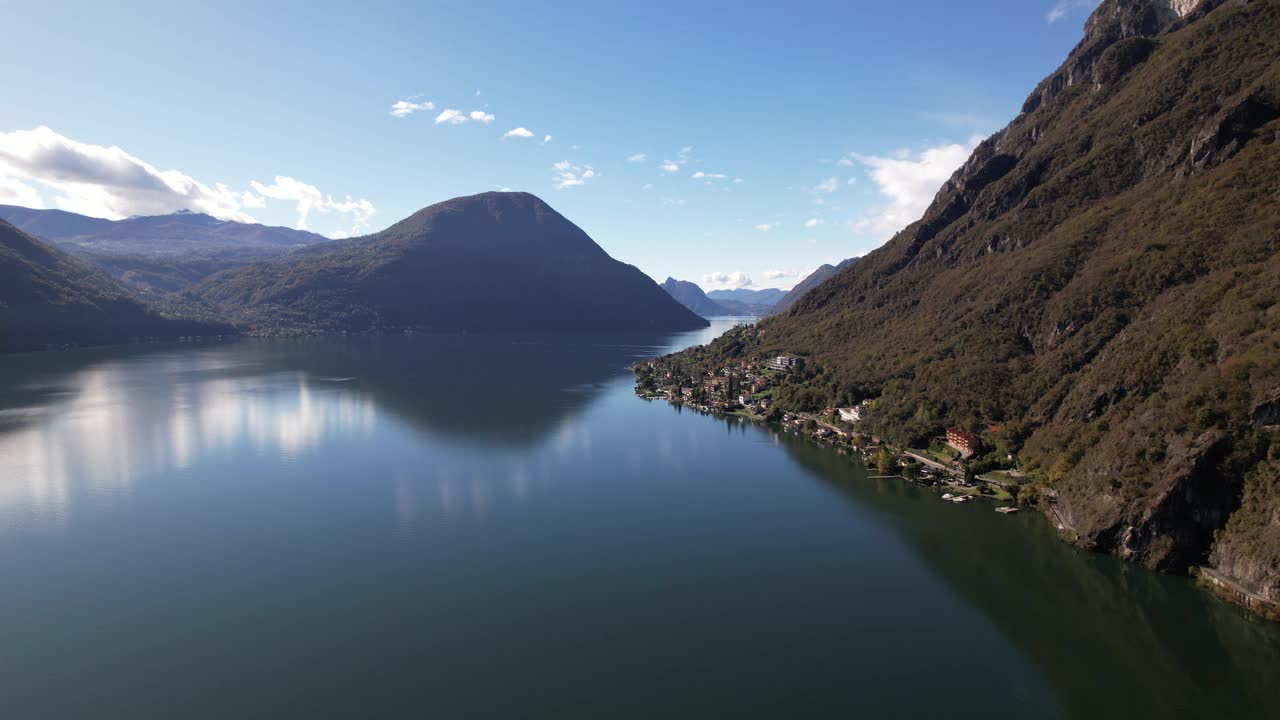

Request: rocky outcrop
left=1253, top=394, right=1280, bottom=428
left=752, top=0, right=1280, bottom=618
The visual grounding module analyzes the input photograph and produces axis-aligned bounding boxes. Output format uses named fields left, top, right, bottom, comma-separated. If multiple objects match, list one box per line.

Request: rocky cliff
left=708, top=0, right=1280, bottom=611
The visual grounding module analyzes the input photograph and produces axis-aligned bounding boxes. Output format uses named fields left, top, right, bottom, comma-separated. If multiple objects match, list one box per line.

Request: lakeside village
left=633, top=324, right=1026, bottom=513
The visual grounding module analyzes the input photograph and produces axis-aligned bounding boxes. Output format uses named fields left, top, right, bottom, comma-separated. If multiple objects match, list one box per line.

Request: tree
left=876, top=448, right=897, bottom=474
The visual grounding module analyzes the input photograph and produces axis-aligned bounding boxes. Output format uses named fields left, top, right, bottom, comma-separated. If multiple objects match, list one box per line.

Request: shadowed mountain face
left=0, top=205, right=330, bottom=300
left=193, top=191, right=709, bottom=334
left=660, top=277, right=731, bottom=317
left=768, top=258, right=858, bottom=315
left=672, top=0, right=1280, bottom=605
left=0, top=219, right=231, bottom=352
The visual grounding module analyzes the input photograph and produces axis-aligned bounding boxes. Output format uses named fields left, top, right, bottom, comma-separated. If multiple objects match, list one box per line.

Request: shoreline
left=638, top=393, right=1021, bottom=508
left=636, top=389, right=1279, bottom=622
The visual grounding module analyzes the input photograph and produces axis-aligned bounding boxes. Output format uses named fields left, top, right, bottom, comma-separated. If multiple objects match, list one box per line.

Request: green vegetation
left=648, top=0, right=1280, bottom=606
left=0, top=220, right=232, bottom=353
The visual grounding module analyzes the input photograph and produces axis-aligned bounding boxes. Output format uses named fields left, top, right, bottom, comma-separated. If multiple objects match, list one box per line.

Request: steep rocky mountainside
left=660, top=277, right=732, bottom=317
left=0, top=219, right=231, bottom=352
left=718, top=0, right=1279, bottom=603
left=193, top=192, right=709, bottom=334
left=0, top=206, right=329, bottom=300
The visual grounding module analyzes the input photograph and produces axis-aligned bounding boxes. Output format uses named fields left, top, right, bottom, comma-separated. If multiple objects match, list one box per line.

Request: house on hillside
left=838, top=400, right=872, bottom=424
left=945, top=427, right=982, bottom=456
left=767, top=355, right=805, bottom=372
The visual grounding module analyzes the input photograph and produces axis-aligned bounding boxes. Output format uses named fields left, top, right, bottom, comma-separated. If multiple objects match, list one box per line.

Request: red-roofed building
left=945, top=427, right=981, bottom=456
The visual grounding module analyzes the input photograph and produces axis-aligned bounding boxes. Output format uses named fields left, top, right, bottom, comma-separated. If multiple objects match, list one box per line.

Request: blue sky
left=0, top=0, right=1100, bottom=289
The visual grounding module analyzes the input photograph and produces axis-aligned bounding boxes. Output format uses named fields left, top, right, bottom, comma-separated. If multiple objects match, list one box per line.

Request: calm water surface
left=0, top=318, right=1277, bottom=718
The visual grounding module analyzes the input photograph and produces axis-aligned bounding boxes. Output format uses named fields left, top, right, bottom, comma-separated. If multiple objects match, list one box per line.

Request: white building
left=838, top=400, right=872, bottom=424
left=767, top=355, right=805, bottom=372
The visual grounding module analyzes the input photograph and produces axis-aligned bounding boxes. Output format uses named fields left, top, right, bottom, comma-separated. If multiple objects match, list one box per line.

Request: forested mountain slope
left=0, top=219, right=230, bottom=352
left=697, top=0, right=1280, bottom=604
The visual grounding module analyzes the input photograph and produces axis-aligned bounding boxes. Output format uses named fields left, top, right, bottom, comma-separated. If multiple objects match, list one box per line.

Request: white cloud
left=469, top=110, right=495, bottom=124
left=626, top=153, right=647, bottom=163
left=552, top=160, right=595, bottom=190
left=542, top=134, right=552, bottom=143
left=765, top=269, right=802, bottom=281
left=847, top=135, right=982, bottom=240
left=0, top=125, right=256, bottom=221
left=249, top=176, right=376, bottom=234
left=754, top=222, right=778, bottom=232
left=640, top=183, right=653, bottom=190
left=0, top=176, right=44, bottom=207
left=691, top=171, right=729, bottom=180
left=659, top=160, right=679, bottom=173
left=505, top=127, right=535, bottom=138
left=1047, top=0, right=1100, bottom=23
left=389, top=98, right=435, bottom=118
left=804, top=218, right=822, bottom=228
left=762, top=268, right=812, bottom=288
left=701, top=271, right=753, bottom=290
left=0, top=127, right=375, bottom=237
left=435, top=109, right=468, bottom=125
left=813, top=177, right=839, bottom=193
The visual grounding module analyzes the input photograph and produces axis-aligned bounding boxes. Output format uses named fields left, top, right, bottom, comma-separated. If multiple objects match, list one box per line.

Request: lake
left=0, top=318, right=1277, bottom=719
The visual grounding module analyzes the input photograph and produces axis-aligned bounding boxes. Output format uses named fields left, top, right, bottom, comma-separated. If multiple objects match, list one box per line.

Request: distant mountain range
left=0, top=219, right=230, bottom=352
left=660, top=277, right=732, bottom=317
left=0, top=205, right=329, bottom=300
left=706, top=287, right=787, bottom=314
left=192, top=192, right=708, bottom=334
left=660, top=268, right=863, bottom=319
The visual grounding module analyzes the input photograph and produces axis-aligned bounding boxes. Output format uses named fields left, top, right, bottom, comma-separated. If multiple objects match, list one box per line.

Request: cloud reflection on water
left=0, top=357, right=376, bottom=525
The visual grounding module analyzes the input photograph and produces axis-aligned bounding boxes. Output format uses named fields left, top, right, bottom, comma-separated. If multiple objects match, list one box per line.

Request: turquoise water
left=0, top=318, right=1276, bottom=718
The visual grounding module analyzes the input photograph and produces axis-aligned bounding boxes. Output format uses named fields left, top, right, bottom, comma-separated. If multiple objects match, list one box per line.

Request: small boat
left=996, top=506, right=1020, bottom=514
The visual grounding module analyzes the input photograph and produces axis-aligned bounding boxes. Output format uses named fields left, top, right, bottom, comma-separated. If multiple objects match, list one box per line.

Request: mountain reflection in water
left=0, top=320, right=1277, bottom=720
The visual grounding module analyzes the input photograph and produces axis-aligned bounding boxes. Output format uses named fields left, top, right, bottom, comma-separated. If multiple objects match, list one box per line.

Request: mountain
left=706, top=287, right=788, bottom=306
left=660, top=277, right=732, bottom=317
left=193, top=192, right=709, bottom=334
left=0, top=205, right=330, bottom=300
left=0, top=205, right=326, bottom=256
left=660, top=0, right=1280, bottom=611
left=769, top=258, right=859, bottom=314
left=0, top=219, right=231, bottom=352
